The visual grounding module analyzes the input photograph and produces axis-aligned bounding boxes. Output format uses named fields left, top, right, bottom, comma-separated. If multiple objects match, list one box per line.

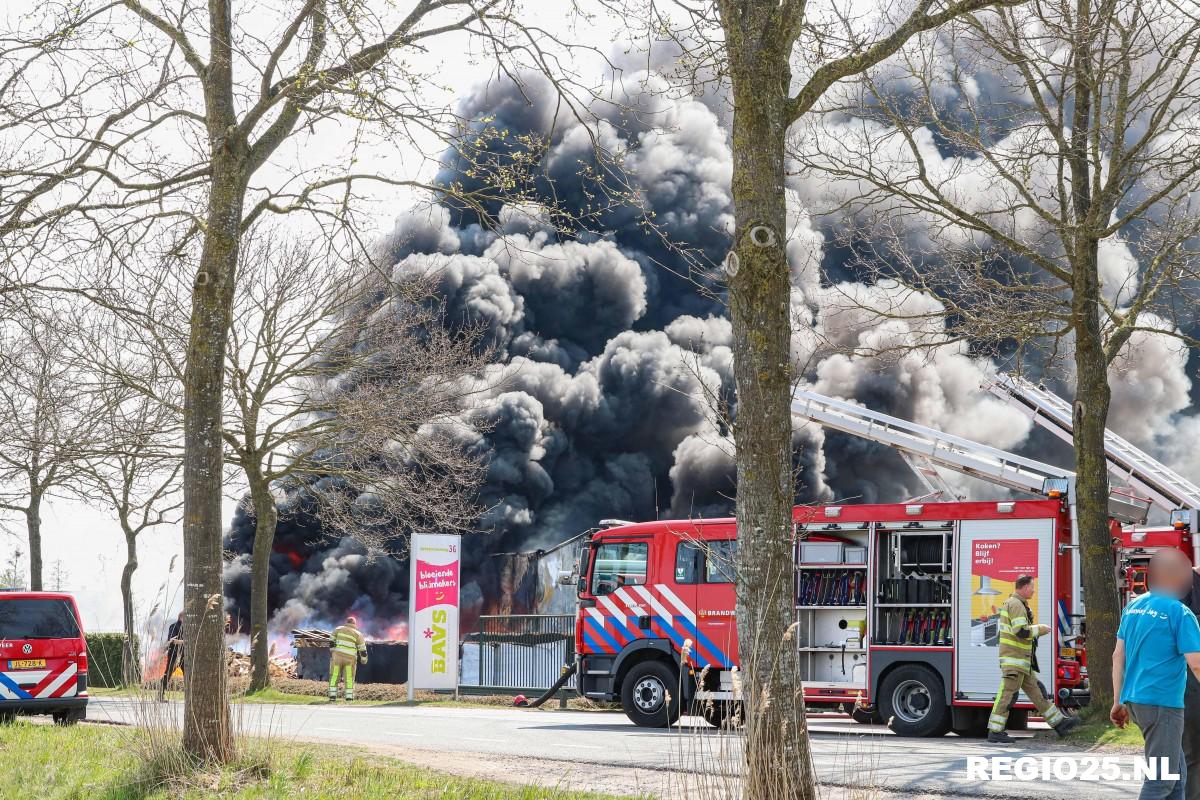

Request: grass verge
left=97, top=680, right=616, bottom=712
left=1062, top=718, right=1145, bottom=749
left=0, top=719, right=638, bottom=799
left=1032, top=709, right=1145, bottom=750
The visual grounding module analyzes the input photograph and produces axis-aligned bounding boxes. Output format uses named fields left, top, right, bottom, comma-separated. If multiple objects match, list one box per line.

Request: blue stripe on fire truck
left=1057, top=600, right=1071, bottom=636
left=674, top=618, right=733, bottom=669
left=647, top=614, right=689, bottom=651
left=584, top=614, right=624, bottom=653
left=582, top=629, right=606, bottom=654
left=0, top=672, right=32, bottom=700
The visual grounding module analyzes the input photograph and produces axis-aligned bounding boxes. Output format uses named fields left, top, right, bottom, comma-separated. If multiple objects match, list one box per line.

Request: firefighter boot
left=1053, top=715, right=1081, bottom=738
left=987, top=731, right=1016, bottom=744
left=328, top=663, right=342, bottom=701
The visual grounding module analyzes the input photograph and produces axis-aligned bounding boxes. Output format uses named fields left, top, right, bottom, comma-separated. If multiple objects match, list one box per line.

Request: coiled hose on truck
left=513, top=662, right=579, bottom=708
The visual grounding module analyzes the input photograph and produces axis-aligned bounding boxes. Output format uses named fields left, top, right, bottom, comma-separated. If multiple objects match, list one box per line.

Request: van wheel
left=879, top=665, right=951, bottom=737
left=53, top=709, right=83, bottom=726
left=621, top=661, right=680, bottom=728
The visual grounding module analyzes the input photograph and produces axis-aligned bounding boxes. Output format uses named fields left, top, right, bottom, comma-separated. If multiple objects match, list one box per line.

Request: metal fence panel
left=459, top=614, right=577, bottom=693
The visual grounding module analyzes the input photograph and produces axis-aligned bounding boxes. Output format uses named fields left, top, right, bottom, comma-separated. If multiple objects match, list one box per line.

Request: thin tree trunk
left=120, top=527, right=139, bottom=686
left=181, top=162, right=244, bottom=762
left=1065, top=0, right=1118, bottom=715
left=26, top=492, right=42, bottom=591
left=178, top=0, right=244, bottom=763
left=1072, top=255, right=1119, bottom=714
left=247, top=473, right=279, bottom=694
left=724, top=14, right=817, bottom=799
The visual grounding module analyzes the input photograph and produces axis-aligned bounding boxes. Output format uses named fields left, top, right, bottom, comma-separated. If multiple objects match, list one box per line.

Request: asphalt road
left=88, top=697, right=1143, bottom=799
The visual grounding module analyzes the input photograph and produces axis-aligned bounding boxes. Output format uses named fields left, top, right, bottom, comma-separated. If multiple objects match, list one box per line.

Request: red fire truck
left=572, top=379, right=1200, bottom=736
left=575, top=499, right=1193, bottom=736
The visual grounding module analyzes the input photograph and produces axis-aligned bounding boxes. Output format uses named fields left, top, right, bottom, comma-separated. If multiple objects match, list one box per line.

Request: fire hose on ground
left=513, top=662, right=579, bottom=708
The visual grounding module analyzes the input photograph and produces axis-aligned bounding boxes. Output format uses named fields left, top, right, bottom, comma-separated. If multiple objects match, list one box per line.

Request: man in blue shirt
left=1113, top=549, right=1200, bottom=800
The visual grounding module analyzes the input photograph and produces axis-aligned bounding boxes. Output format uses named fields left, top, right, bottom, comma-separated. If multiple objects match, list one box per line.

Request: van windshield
left=0, top=598, right=81, bottom=639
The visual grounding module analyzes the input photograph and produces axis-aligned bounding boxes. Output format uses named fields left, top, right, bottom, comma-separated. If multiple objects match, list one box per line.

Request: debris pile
left=292, top=628, right=333, bottom=648
left=225, top=648, right=299, bottom=679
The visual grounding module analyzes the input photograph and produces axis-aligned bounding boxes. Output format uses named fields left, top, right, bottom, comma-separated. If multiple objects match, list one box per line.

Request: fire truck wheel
left=621, top=660, right=680, bottom=728
left=879, top=665, right=951, bottom=738
left=700, top=700, right=727, bottom=728
left=0, top=711, right=14, bottom=725
left=699, top=699, right=743, bottom=729
left=952, top=708, right=989, bottom=738
left=842, top=703, right=883, bottom=725
left=1007, top=708, right=1030, bottom=730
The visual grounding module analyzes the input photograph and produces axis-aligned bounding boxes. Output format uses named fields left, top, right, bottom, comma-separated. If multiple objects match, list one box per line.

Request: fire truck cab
left=575, top=498, right=1157, bottom=736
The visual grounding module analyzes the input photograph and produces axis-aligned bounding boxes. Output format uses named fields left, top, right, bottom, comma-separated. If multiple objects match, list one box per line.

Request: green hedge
left=85, top=632, right=139, bottom=688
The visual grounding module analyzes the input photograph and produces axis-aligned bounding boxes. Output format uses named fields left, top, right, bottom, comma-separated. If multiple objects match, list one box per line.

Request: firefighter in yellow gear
left=987, top=574, right=1079, bottom=743
left=328, top=616, right=368, bottom=701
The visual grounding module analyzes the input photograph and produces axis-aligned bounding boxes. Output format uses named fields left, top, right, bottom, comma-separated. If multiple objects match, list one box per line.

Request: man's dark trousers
left=1184, top=673, right=1200, bottom=800
left=1131, top=702, right=1187, bottom=800
left=160, top=644, right=182, bottom=695
left=1185, top=571, right=1200, bottom=800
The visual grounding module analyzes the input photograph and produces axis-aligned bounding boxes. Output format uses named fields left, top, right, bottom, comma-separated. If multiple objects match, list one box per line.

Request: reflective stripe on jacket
left=332, top=625, right=367, bottom=659
left=997, top=594, right=1035, bottom=673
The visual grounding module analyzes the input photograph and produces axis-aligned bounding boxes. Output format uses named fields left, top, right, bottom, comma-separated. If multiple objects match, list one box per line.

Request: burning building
left=292, top=630, right=409, bottom=685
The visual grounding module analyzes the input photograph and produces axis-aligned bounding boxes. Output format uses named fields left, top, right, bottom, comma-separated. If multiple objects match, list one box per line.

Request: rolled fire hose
left=514, top=662, right=579, bottom=708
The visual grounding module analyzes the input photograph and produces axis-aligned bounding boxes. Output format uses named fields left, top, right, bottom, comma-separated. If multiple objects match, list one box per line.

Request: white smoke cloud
left=1108, top=325, right=1191, bottom=444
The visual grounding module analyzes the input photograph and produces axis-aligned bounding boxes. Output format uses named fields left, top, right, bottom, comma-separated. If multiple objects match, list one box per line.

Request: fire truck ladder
left=791, top=385, right=1094, bottom=619
left=790, top=387, right=1076, bottom=500
left=985, top=373, right=1200, bottom=522
left=898, top=452, right=966, bottom=502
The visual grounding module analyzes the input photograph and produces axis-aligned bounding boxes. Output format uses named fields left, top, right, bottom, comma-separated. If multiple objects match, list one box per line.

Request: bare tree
left=78, top=354, right=183, bottom=686
left=223, top=230, right=491, bottom=692
left=795, top=0, right=1200, bottom=712
left=0, top=310, right=104, bottom=591
left=1, top=0, right=595, bottom=760
left=0, top=547, right=24, bottom=590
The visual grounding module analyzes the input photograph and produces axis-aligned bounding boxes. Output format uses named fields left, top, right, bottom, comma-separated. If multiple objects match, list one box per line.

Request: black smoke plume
left=224, top=52, right=1200, bottom=635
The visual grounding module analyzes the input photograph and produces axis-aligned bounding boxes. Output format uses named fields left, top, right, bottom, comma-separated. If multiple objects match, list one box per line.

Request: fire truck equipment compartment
left=799, top=542, right=845, bottom=564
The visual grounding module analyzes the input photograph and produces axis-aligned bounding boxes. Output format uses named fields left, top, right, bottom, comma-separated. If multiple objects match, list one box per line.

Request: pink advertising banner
left=407, top=533, right=461, bottom=696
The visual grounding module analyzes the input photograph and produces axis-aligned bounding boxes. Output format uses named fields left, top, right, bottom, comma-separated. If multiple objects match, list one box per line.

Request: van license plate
left=7, top=659, right=45, bottom=669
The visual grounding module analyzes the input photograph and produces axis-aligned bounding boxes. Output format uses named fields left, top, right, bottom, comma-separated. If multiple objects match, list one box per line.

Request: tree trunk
left=180, top=161, right=244, bottom=762
left=25, top=492, right=42, bottom=591
left=247, top=473, right=279, bottom=694
left=1072, top=254, right=1119, bottom=715
left=179, top=0, right=243, bottom=763
left=724, top=13, right=818, bottom=800
left=1065, top=0, right=1118, bottom=716
left=120, top=528, right=139, bottom=686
